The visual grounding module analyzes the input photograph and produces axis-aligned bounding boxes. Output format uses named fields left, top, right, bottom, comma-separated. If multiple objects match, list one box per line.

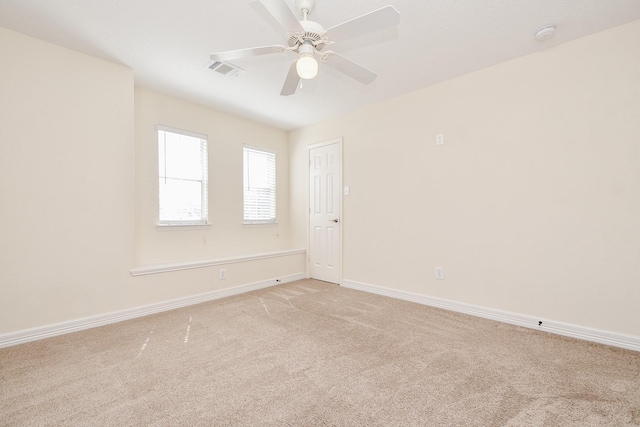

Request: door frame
left=307, top=137, right=343, bottom=284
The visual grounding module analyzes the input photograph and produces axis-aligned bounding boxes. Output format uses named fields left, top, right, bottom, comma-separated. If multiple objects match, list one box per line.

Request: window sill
left=156, top=223, right=212, bottom=231
left=243, top=221, right=278, bottom=227
left=130, top=248, right=305, bottom=276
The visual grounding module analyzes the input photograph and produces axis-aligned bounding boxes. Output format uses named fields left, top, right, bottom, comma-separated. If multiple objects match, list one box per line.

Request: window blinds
left=243, top=146, right=276, bottom=224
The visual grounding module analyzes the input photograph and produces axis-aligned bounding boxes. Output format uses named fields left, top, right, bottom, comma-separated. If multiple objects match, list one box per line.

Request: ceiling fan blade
left=323, top=53, right=377, bottom=85
left=280, top=62, right=300, bottom=96
left=327, top=5, right=400, bottom=43
left=209, top=45, right=285, bottom=62
left=260, top=0, right=304, bottom=34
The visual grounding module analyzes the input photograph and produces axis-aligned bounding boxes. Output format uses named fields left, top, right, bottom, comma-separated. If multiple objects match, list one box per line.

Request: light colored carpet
left=1, top=279, right=639, bottom=426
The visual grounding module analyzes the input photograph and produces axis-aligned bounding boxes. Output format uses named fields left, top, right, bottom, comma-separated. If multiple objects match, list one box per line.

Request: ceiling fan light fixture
left=297, top=53, right=318, bottom=79
left=296, top=42, right=318, bottom=79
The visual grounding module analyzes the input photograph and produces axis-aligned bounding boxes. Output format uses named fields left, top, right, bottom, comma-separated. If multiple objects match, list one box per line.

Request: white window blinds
left=243, top=146, right=276, bottom=224
left=158, top=126, right=208, bottom=225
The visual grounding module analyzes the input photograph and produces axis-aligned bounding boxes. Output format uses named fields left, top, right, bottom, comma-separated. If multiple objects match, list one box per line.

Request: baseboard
left=341, top=279, right=640, bottom=353
left=0, top=272, right=306, bottom=349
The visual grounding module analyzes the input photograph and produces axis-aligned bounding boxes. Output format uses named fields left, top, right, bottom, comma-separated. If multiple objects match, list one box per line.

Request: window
left=158, top=126, right=208, bottom=225
left=243, top=146, right=276, bottom=224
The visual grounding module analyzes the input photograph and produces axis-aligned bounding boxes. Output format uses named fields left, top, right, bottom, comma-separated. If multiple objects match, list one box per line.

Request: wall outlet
left=436, top=134, right=444, bottom=145
left=435, top=267, right=444, bottom=280
left=219, top=269, right=226, bottom=280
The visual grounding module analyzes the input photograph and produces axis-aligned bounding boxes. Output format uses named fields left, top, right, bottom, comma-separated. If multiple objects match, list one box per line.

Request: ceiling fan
left=207, top=0, right=400, bottom=96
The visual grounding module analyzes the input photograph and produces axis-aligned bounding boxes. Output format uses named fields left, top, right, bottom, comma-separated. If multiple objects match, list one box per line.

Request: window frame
left=243, top=145, right=276, bottom=225
left=157, top=125, right=209, bottom=227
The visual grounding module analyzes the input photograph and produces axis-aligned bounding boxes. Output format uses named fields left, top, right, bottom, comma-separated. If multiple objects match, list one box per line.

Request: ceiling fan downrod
left=295, top=0, right=315, bottom=19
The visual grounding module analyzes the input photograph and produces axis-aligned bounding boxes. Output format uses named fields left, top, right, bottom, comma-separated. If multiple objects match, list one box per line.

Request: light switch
left=344, top=186, right=350, bottom=196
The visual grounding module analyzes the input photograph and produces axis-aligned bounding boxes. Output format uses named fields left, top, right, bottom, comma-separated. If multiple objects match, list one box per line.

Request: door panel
left=309, top=142, right=341, bottom=284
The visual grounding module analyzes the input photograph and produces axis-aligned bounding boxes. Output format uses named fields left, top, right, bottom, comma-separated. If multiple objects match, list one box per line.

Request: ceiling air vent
left=206, top=61, right=245, bottom=77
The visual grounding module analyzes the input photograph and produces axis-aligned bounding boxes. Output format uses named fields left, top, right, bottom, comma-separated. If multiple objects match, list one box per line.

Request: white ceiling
left=1, top=0, right=640, bottom=130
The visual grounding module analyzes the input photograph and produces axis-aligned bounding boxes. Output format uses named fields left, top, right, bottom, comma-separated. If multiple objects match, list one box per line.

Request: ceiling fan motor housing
left=288, top=19, right=327, bottom=52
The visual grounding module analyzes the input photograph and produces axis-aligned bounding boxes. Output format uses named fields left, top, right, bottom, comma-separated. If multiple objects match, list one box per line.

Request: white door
left=309, top=141, right=341, bottom=284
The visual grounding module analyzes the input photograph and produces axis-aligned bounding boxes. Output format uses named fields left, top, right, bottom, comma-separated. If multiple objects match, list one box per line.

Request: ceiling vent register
left=206, top=61, right=245, bottom=77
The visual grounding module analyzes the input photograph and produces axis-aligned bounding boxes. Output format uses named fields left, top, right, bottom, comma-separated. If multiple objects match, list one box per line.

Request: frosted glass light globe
left=296, top=54, right=318, bottom=80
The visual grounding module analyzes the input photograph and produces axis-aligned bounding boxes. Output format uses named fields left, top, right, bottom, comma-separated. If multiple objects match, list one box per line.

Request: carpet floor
left=1, top=279, right=639, bottom=426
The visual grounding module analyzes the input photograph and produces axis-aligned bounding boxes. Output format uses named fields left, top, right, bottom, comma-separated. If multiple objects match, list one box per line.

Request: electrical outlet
left=435, top=267, right=444, bottom=280
left=219, top=269, right=226, bottom=280
left=436, top=134, right=444, bottom=145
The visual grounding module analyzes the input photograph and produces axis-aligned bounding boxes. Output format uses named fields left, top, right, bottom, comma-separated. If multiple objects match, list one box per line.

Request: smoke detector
left=535, top=25, right=556, bottom=42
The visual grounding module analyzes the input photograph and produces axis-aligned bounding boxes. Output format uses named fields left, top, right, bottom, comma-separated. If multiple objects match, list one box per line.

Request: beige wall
left=0, top=28, right=303, bottom=336
left=290, top=20, right=640, bottom=337
left=0, top=27, right=135, bottom=333
left=134, top=88, right=294, bottom=265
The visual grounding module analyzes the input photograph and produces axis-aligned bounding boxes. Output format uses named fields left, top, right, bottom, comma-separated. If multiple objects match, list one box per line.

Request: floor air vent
left=206, top=61, right=245, bottom=77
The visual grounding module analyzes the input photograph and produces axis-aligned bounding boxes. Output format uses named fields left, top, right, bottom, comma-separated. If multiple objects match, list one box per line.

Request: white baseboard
left=341, top=279, right=640, bottom=353
left=0, top=272, right=306, bottom=349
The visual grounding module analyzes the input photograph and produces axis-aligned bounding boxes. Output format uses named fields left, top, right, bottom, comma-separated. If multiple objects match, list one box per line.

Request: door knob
left=329, top=219, right=339, bottom=223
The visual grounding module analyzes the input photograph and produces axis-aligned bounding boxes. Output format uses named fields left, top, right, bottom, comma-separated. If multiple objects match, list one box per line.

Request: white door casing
left=309, top=140, right=341, bottom=284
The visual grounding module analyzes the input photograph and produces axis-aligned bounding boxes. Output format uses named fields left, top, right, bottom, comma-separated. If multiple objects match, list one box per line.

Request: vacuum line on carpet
left=137, top=324, right=156, bottom=357
left=259, top=298, right=271, bottom=315
left=184, top=317, right=192, bottom=344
